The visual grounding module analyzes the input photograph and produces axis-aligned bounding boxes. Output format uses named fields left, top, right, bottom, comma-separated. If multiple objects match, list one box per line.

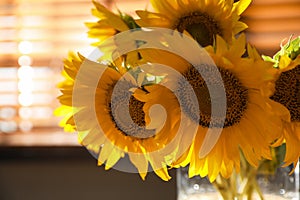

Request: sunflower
left=136, top=0, right=251, bottom=47
left=139, top=34, right=284, bottom=181
left=85, top=1, right=139, bottom=46
left=264, top=36, right=300, bottom=171
left=55, top=52, right=83, bottom=132
left=55, top=51, right=184, bottom=181
left=85, top=1, right=145, bottom=67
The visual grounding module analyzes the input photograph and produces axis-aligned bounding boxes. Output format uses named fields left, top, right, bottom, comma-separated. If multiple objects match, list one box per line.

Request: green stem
left=243, top=163, right=266, bottom=200
left=212, top=176, right=234, bottom=200
left=253, top=178, right=264, bottom=200
left=212, top=154, right=267, bottom=200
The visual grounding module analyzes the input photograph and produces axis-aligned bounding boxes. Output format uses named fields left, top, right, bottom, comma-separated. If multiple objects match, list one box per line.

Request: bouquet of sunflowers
left=55, top=0, right=299, bottom=199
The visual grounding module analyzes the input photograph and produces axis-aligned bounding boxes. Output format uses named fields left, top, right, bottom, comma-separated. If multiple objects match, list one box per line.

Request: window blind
left=0, top=0, right=97, bottom=133
left=242, top=0, right=300, bottom=56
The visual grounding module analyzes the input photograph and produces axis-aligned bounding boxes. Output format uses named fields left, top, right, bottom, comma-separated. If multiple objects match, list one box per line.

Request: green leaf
left=262, top=36, right=300, bottom=68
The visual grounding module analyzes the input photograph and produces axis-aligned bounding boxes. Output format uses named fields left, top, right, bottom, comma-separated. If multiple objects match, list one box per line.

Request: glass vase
left=177, top=163, right=299, bottom=200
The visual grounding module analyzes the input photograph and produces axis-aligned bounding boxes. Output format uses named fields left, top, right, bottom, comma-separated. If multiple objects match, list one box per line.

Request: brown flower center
left=128, top=96, right=146, bottom=127
left=108, top=80, right=155, bottom=138
left=270, top=65, right=300, bottom=122
left=174, top=12, right=223, bottom=47
left=177, top=66, right=248, bottom=128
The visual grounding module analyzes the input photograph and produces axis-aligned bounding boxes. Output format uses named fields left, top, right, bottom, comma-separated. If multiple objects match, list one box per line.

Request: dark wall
left=0, top=147, right=176, bottom=200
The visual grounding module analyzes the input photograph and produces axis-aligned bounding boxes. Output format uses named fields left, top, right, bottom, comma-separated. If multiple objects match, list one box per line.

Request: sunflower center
left=128, top=96, right=146, bottom=127
left=175, top=12, right=222, bottom=47
left=109, top=80, right=155, bottom=138
left=270, top=65, right=300, bottom=122
left=177, top=66, right=248, bottom=128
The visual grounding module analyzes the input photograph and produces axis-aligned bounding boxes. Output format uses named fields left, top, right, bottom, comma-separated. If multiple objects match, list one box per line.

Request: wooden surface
left=0, top=146, right=177, bottom=200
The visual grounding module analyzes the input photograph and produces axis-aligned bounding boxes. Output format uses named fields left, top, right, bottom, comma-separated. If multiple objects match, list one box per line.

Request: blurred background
left=0, top=0, right=299, bottom=199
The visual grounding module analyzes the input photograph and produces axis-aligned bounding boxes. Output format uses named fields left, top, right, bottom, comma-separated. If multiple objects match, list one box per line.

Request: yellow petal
left=105, top=148, right=124, bottom=170
left=234, top=0, right=252, bottom=15
left=153, top=167, right=172, bottom=181
left=129, top=154, right=149, bottom=180
left=98, top=142, right=114, bottom=164
left=150, top=0, right=178, bottom=18
left=279, top=54, right=292, bottom=69
left=92, top=1, right=128, bottom=31
left=215, top=35, right=228, bottom=56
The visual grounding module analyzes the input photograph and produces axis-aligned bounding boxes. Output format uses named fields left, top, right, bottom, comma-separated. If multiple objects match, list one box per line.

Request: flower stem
left=212, top=155, right=266, bottom=200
